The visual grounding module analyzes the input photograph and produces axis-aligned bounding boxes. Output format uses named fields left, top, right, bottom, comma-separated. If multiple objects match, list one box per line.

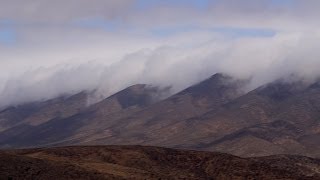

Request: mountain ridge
left=0, top=73, right=319, bottom=158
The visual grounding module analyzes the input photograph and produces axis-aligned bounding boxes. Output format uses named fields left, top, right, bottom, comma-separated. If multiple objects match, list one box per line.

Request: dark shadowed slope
left=0, top=84, right=167, bottom=148
left=0, top=145, right=319, bottom=180
left=0, top=92, right=88, bottom=132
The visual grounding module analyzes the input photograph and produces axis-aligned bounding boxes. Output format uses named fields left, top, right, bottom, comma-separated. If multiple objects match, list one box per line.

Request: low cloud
left=1, top=1, right=320, bottom=108
left=1, top=31, right=320, bottom=108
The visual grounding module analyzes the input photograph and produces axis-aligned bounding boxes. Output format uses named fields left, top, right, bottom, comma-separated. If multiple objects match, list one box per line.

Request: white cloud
left=1, top=30, right=320, bottom=108
left=0, top=1, right=320, bottom=108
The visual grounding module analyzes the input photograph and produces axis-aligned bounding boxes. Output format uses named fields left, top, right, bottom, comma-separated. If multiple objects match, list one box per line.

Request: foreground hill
left=0, top=145, right=319, bottom=180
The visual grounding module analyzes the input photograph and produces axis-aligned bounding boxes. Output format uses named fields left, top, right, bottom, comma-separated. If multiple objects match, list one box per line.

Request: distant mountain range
left=0, top=73, right=319, bottom=158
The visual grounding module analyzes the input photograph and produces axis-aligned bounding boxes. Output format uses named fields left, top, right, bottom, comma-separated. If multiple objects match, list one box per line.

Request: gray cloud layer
left=1, top=0, right=319, bottom=30
left=0, top=0, right=134, bottom=23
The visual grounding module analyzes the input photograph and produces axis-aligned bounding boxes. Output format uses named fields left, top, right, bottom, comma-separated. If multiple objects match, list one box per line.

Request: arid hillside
left=0, top=145, right=320, bottom=180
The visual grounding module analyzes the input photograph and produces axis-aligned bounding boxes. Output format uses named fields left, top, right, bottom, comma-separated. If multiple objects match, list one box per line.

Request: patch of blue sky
left=151, top=25, right=276, bottom=38
left=150, top=25, right=198, bottom=37
left=0, top=20, right=16, bottom=45
left=0, top=28, right=16, bottom=45
left=212, top=27, right=276, bottom=38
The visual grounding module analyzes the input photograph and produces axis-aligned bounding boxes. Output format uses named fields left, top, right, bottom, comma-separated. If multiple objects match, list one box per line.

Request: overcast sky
left=0, top=0, right=320, bottom=108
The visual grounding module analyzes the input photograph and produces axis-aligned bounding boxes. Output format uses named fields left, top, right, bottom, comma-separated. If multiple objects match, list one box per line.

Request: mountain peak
left=110, top=84, right=164, bottom=108
left=179, top=73, right=246, bottom=103
left=209, top=73, right=229, bottom=80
